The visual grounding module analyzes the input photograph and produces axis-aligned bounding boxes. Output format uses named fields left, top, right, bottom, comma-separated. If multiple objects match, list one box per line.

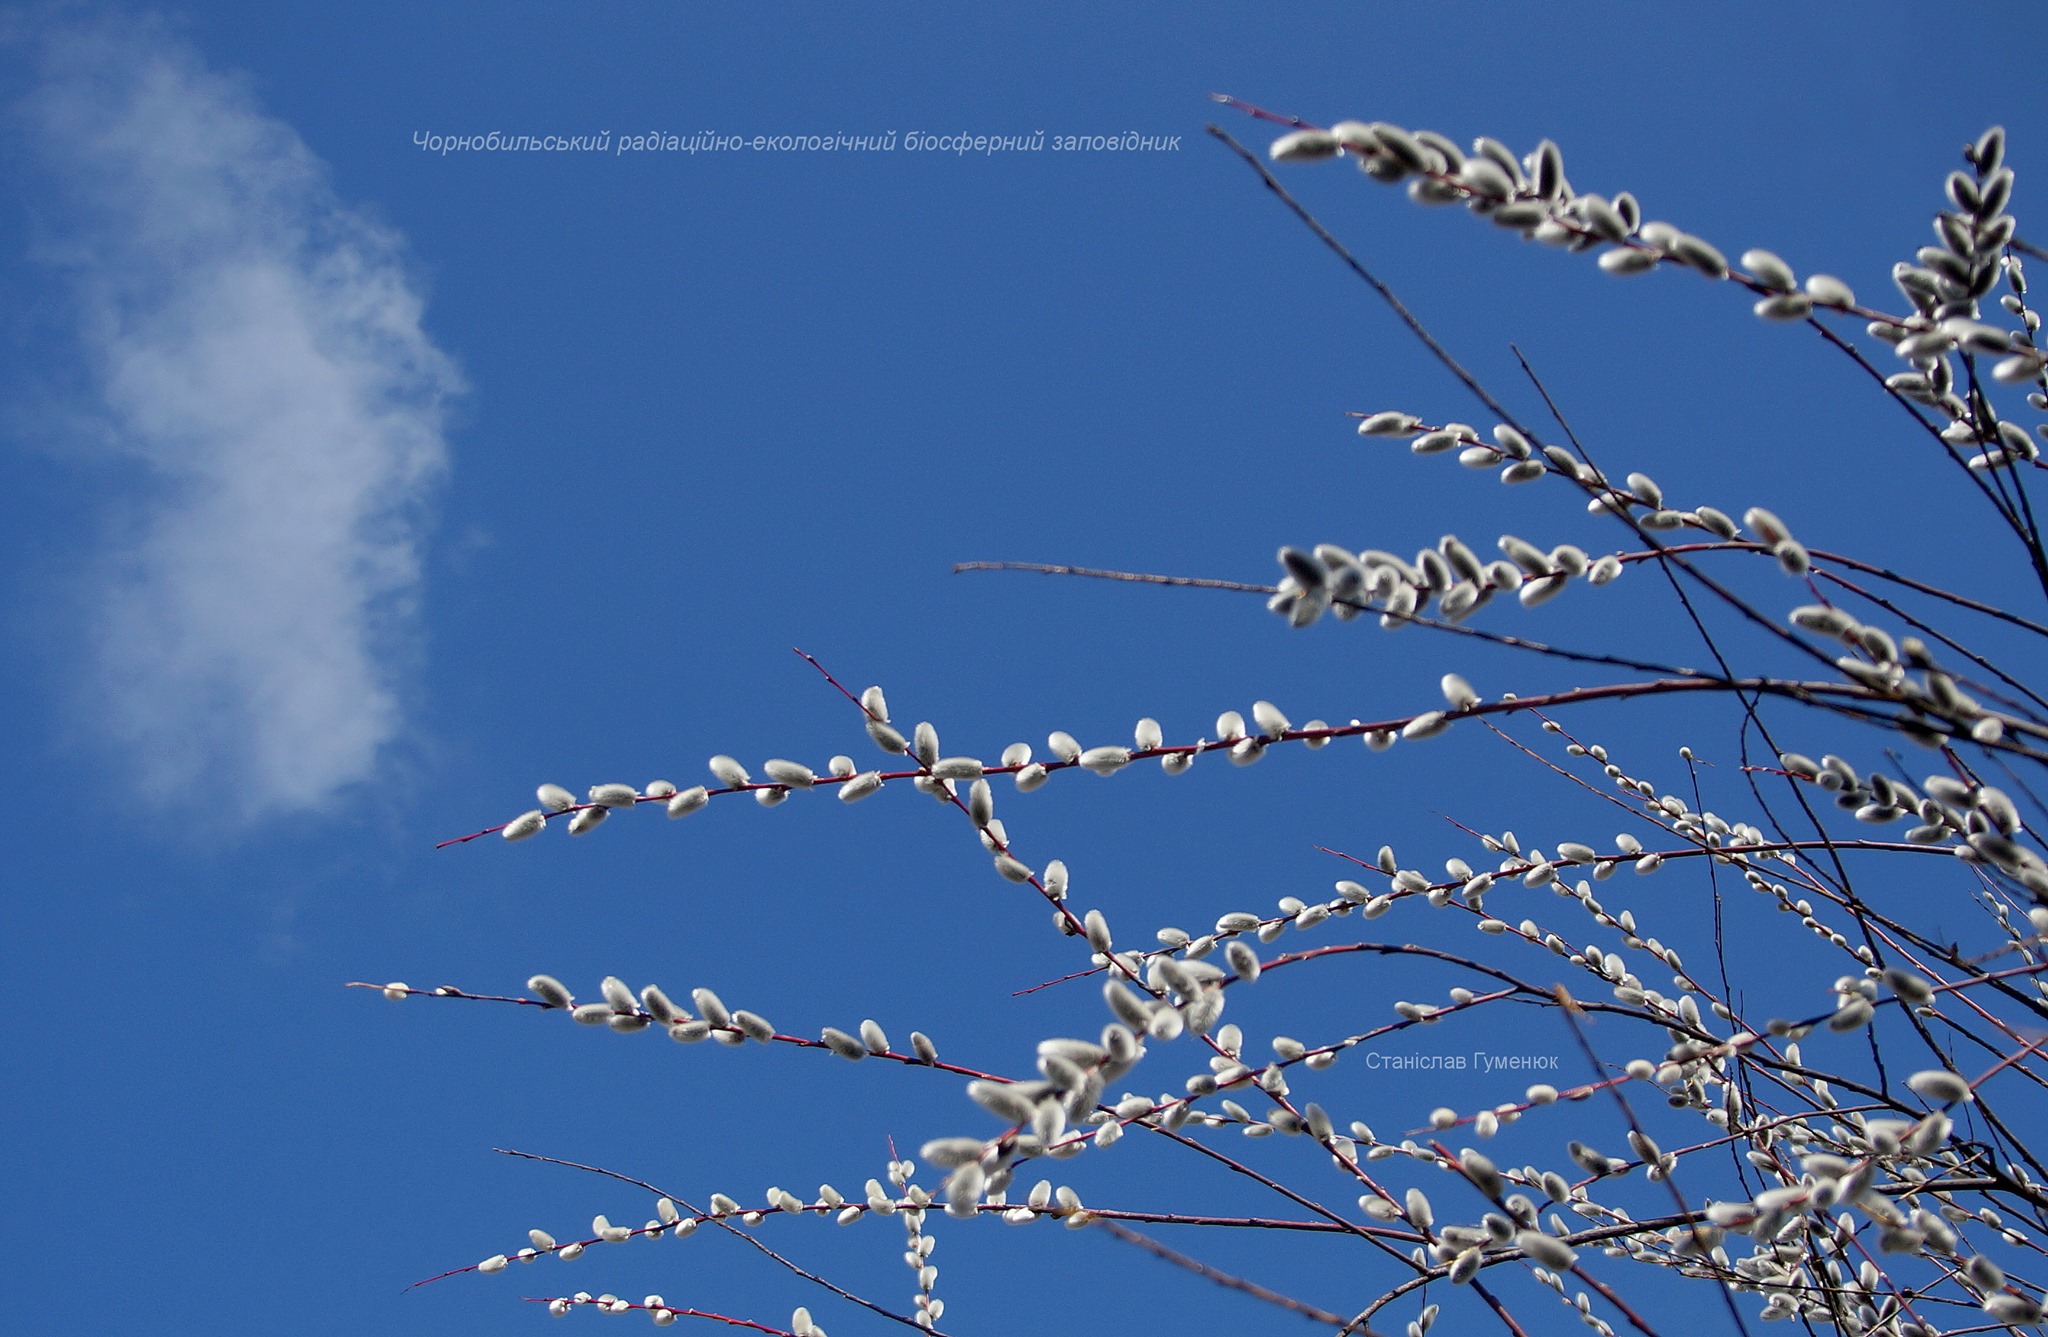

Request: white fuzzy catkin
left=762, top=760, right=816, bottom=788
left=1741, top=248, right=1796, bottom=291
left=708, top=755, right=751, bottom=788
left=1270, top=128, right=1340, bottom=162
left=821, top=1027, right=865, bottom=1059
left=1804, top=273, right=1856, bottom=307
left=1403, top=712, right=1450, bottom=740
left=1518, top=1231, right=1577, bottom=1269
left=692, top=987, right=731, bottom=1028
left=1079, top=746, right=1131, bottom=775
left=537, top=783, right=577, bottom=812
left=640, top=985, right=680, bottom=1023
left=1252, top=700, right=1290, bottom=736
left=1742, top=507, right=1792, bottom=545
left=839, top=771, right=884, bottom=802
left=1598, top=247, right=1659, bottom=276
left=1907, top=1069, right=1973, bottom=1104
left=667, top=786, right=709, bottom=818
left=502, top=810, right=547, bottom=841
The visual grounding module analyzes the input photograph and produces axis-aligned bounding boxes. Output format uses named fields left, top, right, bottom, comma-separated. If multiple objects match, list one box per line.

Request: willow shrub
left=380, top=110, right=2048, bottom=1337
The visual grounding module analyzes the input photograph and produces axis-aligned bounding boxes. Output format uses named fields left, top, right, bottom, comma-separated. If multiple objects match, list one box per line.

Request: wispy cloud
left=19, top=16, right=461, bottom=820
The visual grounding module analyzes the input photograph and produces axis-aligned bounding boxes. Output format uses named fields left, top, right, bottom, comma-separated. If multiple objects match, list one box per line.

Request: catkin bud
left=1804, top=273, right=1856, bottom=307
left=1884, top=969, right=1936, bottom=1006
left=1355, top=411, right=1423, bottom=438
left=1079, top=746, right=1132, bottom=775
left=821, top=1027, right=866, bottom=1059
left=1270, top=128, right=1341, bottom=162
left=762, top=760, right=815, bottom=788
left=839, top=771, right=884, bottom=802
left=1743, top=507, right=1792, bottom=545
left=691, top=987, right=731, bottom=1028
left=640, top=985, right=680, bottom=1023
left=1518, top=1230, right=1576, bottom=1269
left=1741, top=248, right=1796, bottom=291
left=502, top=810, right=547, bottom=841
left=1083, top=909, right=1114, bottom=953
left=1907, top=1069, right=1973, bottom=1104
left=529, top=975, right=574, bottom=1008
left=1403, top=711, right=1450, bottom=740
left=1460, top=1149, right=1504, bottom=1198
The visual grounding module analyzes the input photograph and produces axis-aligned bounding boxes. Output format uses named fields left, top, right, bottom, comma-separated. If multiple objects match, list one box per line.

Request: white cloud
left=22, top=18, right=461, bottom=820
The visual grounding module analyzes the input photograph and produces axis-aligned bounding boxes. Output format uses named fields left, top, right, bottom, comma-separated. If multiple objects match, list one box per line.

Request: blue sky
left=3, top=4, right=2045, bottom=1335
